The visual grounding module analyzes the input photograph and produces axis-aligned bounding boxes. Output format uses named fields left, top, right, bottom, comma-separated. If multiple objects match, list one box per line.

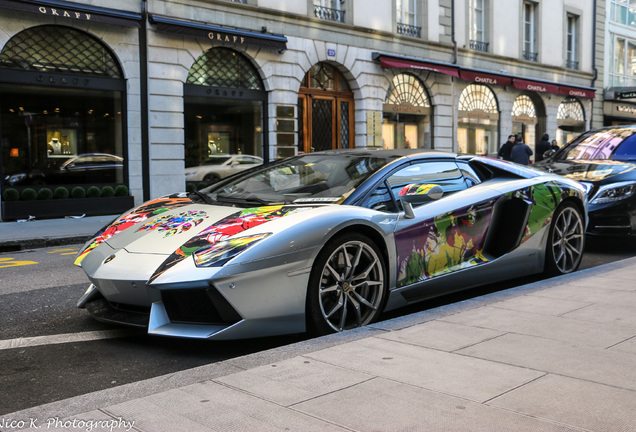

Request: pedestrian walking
left=498, top=135, right=516, bottom=161
left=535, top=133, right=551, bottom=162
left=510, top=135, right=533, bottom=165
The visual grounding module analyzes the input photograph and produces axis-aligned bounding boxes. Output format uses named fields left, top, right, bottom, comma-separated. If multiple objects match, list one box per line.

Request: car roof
left=307, top=148, right=456, bottom=160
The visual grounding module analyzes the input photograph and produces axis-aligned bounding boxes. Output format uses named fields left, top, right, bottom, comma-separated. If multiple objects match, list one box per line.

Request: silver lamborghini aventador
left=75, top=149, right=588, bottom=339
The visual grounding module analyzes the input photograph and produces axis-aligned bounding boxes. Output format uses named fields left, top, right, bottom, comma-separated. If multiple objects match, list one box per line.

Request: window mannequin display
left=48, top=138, right=62, bottom=155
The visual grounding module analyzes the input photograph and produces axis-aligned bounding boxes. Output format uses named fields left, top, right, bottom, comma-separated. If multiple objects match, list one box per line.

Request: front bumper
left=586, top=199, right=636, bottom=236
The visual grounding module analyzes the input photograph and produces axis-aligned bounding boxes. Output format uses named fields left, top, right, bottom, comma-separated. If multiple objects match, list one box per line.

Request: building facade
left=602, top=0, right=636, bottom=126
left=0, top=0, right=598, bottom=220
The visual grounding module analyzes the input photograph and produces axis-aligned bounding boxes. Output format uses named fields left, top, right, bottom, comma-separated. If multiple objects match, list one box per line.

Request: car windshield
left=204, top=153, right=390, bottom=205
left=557, top=128, right=636, bottom=161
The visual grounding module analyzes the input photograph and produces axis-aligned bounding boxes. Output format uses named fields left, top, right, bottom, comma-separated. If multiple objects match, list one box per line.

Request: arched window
left=557, top=97, right=585, bottom=123
left=0, top=25, right=121, bottom=78
left=458, top=84, right=498, bottom=113
left=557, top=97, right=586, bottom=146
left=0, top=25, right=126, bottom=199
left=385, top=74, right=430, bottom=107
left=184, top=48, right=267, bottom=171
left=512, top=95, right=537, bottom=118
left=382, top=73, right=431, bottom=149
left=457, top=84, right=499, bottom=156
left=187, top=48, right=262, bottom=90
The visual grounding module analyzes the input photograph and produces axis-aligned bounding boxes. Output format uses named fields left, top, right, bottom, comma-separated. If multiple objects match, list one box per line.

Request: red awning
left=459, top=70, right=512, bottom=87
left=378, top=56, right=459, bottom=78
left=558, top=85, right=596, bottom=99
left=513, top=78, right=560, bottom=94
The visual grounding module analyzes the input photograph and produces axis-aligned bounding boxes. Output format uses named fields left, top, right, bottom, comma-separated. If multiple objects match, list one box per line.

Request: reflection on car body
left=75, top=149, right=587, bottom=340
left=534, top=125, right=636, bottom=236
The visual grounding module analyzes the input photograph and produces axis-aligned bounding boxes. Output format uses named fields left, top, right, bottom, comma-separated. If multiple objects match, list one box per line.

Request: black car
left=534, top=126, right=636, bottom=237
left=3, top=153, right=123, bottom=186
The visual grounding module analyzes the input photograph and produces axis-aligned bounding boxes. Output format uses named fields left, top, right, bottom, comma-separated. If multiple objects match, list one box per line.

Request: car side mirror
left=398, top=183, right=443, bottom=219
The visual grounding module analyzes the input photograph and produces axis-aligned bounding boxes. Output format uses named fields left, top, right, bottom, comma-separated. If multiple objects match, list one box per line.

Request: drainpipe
left=140, top=0, right=151, bottom=201
left=451, top=0, right=458, bottom=64
left=590, top=0, right=598, bottom=128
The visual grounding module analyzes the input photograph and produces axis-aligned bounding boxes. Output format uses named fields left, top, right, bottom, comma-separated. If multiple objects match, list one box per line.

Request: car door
left=388, top=160, right=498, bottom=289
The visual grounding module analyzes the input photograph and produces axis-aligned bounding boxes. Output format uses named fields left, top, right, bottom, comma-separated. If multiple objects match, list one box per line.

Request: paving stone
left=562, top=302, right=636, bottom=326
left=533, top=283, right=636, bottom=307
left=294, top=377, right=579, bottom=432
left=376, top=320, right=504, bottom=352
left=441, top=305, right=635, bottom=348
left=489, top=374, right=636, bottom=431
left=126, top=381, right=349, bottom=431
left=456, top=332, right=636, bottom=391
left=306, top=336, right=543, bottom=403
left=215, top=355, right=373, bottom=406
left=490, top=294, right=590, bottom=316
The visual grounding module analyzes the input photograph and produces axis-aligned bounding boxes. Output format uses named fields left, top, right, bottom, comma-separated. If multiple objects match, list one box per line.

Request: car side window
left=613, top=134, right=636, bottom=161
left=456, top=161, right=481, bottom=187
left=386, top=161, right=466, bottom=199
left=360, top=180, right=398, bottom=212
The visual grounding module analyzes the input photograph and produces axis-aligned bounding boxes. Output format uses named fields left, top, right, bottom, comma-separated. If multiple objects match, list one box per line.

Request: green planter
left=1, top=196, right=134, bottom=221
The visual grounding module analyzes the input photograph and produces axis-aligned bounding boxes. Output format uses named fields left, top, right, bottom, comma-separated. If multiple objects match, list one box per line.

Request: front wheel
left=545, top=202, right=585, bottom=276
left=306, top=233, right=387, bottom=336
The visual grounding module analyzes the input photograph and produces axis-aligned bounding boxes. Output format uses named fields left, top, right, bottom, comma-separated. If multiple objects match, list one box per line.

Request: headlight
left=8, top=173, right=26, bottom=184
left=185, top=171, right=198, bottom=178
left=590, top=181, right=636, bottom=204
left=193, top=233, right=271, bottom=267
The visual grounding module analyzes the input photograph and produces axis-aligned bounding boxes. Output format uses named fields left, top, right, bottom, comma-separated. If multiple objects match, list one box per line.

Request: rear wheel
left=307, top=233, right=386, bottom=335
left=545, top=202, right=585, bottom=275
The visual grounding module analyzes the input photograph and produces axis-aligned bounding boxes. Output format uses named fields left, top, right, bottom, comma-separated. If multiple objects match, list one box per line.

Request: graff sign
left=37, top=75, right=90, bottom=87
left=38, top=6, right=92, bottom=21
left=208, top=32, right=246, bottom=44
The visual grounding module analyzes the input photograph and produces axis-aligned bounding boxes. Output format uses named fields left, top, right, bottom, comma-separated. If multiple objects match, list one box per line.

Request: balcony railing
left=566, top=59, right=579, bottom=69
left=397, top=22, right=422, bottom=38
left=522, top=51, right=538, bottom=61
left=314, top=6, right=345, bottom=23
left=469, top=39, right=489, bottom=52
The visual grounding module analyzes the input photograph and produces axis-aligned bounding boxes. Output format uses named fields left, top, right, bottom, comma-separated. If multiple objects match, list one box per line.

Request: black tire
left=306, top=233, right=387, bottom=336
left=545, top=201, right=585, bottom=276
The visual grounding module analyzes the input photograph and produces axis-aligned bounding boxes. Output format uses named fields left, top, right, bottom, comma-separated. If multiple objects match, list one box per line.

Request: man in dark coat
left=498, top=135, right=516, bottom=161
left=535, top=133, right=551, bottom=162
left=510, top=136, right=533, bottom=165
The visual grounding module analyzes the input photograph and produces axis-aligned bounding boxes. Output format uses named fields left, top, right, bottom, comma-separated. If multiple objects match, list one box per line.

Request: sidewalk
left=2, top=217, right=636, bottom=431
left=0, top=214, right=116, bottom=251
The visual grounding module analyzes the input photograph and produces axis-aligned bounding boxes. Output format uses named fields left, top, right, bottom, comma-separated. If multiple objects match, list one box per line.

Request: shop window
left=0, top=26, right=125, bottom=189
left=382, top=73, right=431, bottom=149
left=557, top=97, right=585, bottom=145
left=457, top=84, right=499, bottom=156
left=512, top=94, right=538, bottom=161
left=298, top=63, right=354, bottom=153
left=184, top=48, right=266, bottom=173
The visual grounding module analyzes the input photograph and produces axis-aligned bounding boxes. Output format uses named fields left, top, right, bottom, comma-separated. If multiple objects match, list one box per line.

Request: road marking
left=0, top=257, right=38, bottom=268
left=0, top=329, right=137, bottom=350
left=48, top=247, right=79, bottom=255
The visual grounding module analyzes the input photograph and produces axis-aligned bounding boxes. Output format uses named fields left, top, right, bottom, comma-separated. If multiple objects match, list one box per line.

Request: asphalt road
left=1, top=236, right=635, bottom=415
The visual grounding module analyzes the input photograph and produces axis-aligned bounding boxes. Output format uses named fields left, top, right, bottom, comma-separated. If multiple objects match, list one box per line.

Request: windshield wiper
left=216, top=195, right=273, bottom=206
left=188, top=190, right=217, bottom=205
